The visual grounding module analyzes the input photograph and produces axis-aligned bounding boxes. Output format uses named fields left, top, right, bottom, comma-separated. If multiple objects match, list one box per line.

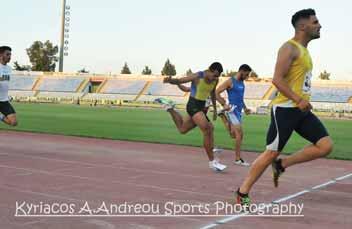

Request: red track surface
left=0, top=131, right=351, bottom=229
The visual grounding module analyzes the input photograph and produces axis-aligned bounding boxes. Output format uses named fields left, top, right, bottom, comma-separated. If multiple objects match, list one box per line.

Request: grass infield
left=1, top=102, right=351, bottom=160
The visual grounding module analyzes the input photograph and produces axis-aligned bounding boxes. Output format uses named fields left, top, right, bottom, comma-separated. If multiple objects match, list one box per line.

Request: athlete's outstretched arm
left=215, top=78, right=231, bottom=110
left=177, top=84, right=190, bottom=92
left=272, top=42, right=312, bottom=111
left=163, top=73, right=198, bottom=85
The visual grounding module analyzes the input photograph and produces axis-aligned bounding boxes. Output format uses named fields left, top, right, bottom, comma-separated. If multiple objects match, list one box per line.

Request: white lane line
left=311, top=180, right=336, bottom=190
left=272, top=190, right=310, bottom=203
left=200, top=172, right=352, bottom=229
left=335, top=173, right=352, bottom=181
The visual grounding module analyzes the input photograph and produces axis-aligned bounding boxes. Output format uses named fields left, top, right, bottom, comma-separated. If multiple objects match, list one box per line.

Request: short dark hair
left=209, top=62, right=223, bottom=74
left=0, top=46, right=12, bottom=54
left=238, top=64, right=252, bottom=72
left=291, top=9, right=316, bottom=28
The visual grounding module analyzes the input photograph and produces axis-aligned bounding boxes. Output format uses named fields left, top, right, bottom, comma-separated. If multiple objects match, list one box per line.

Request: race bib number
left=0, top=74, right=10, bottom=81
left=302, top=71, right=312, bottom=94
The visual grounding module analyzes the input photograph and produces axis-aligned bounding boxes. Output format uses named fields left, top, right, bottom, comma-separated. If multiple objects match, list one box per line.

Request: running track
left=0, top=131, right=351, bottom=229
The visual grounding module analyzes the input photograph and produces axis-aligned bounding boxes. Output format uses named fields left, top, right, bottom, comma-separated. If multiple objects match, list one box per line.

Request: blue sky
left=2, top=0, right=352, bottom=80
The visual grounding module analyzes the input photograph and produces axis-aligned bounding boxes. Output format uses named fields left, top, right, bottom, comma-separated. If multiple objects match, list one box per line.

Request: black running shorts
left=186, top=97, right=210, bottom=121
left=266, top=106, right=329, bottom=152
left=0, top=101, right=16, bottom=117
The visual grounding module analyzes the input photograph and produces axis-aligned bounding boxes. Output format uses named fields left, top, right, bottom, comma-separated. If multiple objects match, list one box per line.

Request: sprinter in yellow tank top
left=236, top=9, right=333, bottom=207
left=155, top=62, right=227, bottom=172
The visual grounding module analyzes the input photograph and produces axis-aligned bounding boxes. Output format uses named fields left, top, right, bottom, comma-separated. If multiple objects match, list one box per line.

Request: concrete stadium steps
left=31, top=76, right=44, bottom=91
left=76, top=78, right=90, bottom=92
left=244, top=83, right=272, bottom=99
left=95, top=79, right=108, bottom=93
left=262, top=85, right=277, bottom=100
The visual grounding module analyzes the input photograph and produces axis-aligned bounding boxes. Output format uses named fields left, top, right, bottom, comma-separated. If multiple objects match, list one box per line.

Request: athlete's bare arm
left=163, top=73, right=198, bottom=85
left=215, top=78, right=232, bottom=111
left=177, top=84, right=190, bottom=92
left=210, top=80, right=219, bottom=121
left=272, top=42, right=312, bottom=111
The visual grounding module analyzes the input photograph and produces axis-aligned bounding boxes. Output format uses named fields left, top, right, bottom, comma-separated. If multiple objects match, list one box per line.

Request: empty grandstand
left=138, top=81, right=189, bottom=104
left=8, top=72, right=352, bottom=116
left=37, top=77, right=85, bottom=92
left=244, top=83, right=272, bottom=99
left=9, top=75, right=38, bottom=91
left=77, top=78, right=148, bottom=104
left=145, top=81, right=186, bottom=96
left=33, top=76, right=86, bottom=103
left=102, top=79, right=147, bottom=95
left=9, top=75, right=38, bottom=101
left=311, top=86, right=352, bottom=103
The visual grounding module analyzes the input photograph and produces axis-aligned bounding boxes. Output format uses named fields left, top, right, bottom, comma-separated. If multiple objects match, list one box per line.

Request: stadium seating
left=137, top=81, right=189, bottom=104
left=144, top=81, right=186, bottom=96
left=38, top=77, right=85, bottom=92
left=9, top=75, right=38, bottom=90
left=8, top=72, right=352, bottom=114
left=312, top=102, right=352, bottom=112
left=102, top=79, right=147, bottom=94
left=244, top=83, right=272, bottom=99
left=311, top=87, right=352, bottom=103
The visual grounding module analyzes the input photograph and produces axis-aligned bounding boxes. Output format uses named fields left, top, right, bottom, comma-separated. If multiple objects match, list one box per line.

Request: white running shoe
left=154, top=98, right=175, bottom=111
left=213, top=147, right=223, bottom=154
left=234, top=158, right=250, bottom=167
left=209, top=160, right=227, bottom=172
left=213, top=147, right=223, bottom=163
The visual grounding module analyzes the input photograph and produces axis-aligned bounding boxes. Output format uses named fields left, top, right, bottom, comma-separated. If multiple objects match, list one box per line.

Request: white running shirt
left=0, top=63, right=11, bottom=102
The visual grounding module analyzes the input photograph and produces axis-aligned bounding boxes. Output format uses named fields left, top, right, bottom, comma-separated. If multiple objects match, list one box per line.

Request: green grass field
left=1, top=103, right=351, bottom=160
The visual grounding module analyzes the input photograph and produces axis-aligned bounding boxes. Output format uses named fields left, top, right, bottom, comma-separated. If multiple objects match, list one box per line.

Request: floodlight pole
left=59, top=0, right=66, bottom=72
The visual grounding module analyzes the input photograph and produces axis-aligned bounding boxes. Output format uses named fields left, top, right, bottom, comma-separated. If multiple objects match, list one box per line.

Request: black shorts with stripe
left=266, top=106, right=329, bottom=152
left=0, top=101, right=16, bottom=117
left=186, top=97, right=210, bottom=122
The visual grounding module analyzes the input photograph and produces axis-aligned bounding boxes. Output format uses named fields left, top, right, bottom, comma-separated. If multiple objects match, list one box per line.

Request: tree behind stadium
left=161, top=59, right=176, bottom=76
left=318, top=70, right=331, bottom=80
left=26, top=40, right=58, bottom=71
left=13, top=61, right=31, bottom=71
left=121, top=62, right=131, bottom=74
left=142, top=66, right=152, bottom=75
left=77, top=68, right=89, bottom=73
left=186, top=69, right=192, bottom=76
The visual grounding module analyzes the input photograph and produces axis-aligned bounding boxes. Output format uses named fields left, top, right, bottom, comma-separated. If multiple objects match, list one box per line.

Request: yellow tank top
left=190, top=71, right=217, bottom=101
left=272, top=39, right=313, bottom=107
